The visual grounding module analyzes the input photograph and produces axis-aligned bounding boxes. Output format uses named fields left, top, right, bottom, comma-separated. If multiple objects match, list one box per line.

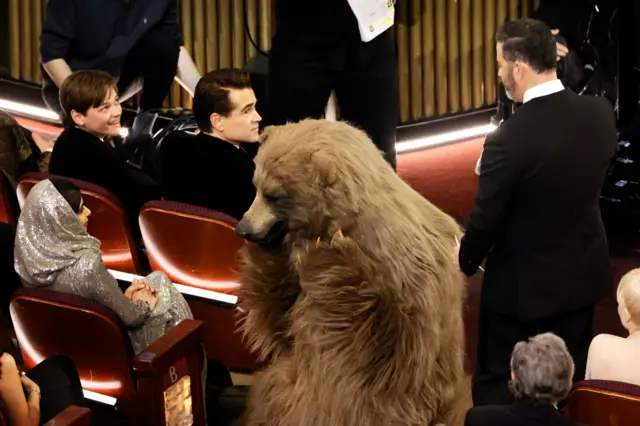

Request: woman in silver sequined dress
left=13, top=179, right=193, bottom=354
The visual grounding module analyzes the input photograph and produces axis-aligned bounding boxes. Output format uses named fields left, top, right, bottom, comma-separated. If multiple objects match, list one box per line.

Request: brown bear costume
left=235, top=119, right=470, bottom=425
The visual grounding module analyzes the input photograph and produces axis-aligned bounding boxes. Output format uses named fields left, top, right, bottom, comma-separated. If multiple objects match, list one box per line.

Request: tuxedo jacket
left=465, top=401, right=584, bottom=426
left=459, top=90, right=618, bottom=320
left=160, top=132, right=257, bottom=221
left=49, top=126, right=161, bottom=219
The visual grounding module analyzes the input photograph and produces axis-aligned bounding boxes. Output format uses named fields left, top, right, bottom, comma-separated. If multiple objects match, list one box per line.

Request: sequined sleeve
left=83, top=254, right=150, bottom=327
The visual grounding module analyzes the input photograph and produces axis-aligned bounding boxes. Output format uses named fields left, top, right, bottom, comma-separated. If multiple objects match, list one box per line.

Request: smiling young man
left=49, top=70, right=160, bottom=223
left=160, top=68, right=261, bottom=220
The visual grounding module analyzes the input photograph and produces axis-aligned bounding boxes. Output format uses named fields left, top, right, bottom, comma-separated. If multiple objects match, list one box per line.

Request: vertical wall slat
left=32, top=0, right=43, bottom=83
left=434, top=0, right=447, bottom=115
left=409, top=0, right=423, bottom=120
left=472, top=0, right=484, bottom=108
left=484, top=0, right=497, bottom=105
left=245, top=0, right=259, bottom=61
left=205, top=0, right=219, bottom=73
left=9, top=0, right=20, bottom=78
left=193, top=0, right=205, bottom=75
left=395, top=0, right=410, bottom=123
left=258, top=0, right=271, bottom=53
left=232, top=1, right=245, bottom=68
left=422, top=0, right=435, bottom=117
left=180, top=0, right=194, bottom=108
left=521, top=0, right=530, bottom=18
left=460, top=0, right=472, bottom=110
left=509, top=0, right=519, bottom=21
left=20, top=0, right=32, bottom=81
left=218, top=0, right=232, bottom=68
left=447, top=0, right=460, bottom=113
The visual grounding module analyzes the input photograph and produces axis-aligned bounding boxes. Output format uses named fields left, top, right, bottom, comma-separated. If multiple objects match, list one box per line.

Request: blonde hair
left=618, top=268, right=640, bottom=324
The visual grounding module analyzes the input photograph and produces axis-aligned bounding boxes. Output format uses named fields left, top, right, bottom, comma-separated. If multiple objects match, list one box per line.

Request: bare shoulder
left=591, top=333, right=626, bottom=348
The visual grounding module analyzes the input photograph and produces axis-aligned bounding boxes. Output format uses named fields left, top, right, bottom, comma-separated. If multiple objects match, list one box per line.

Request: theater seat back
left=10, top=288, right=137, bottom=405
left=139, top=201, right=260, bottom=370
left=17, top=173, right=140, bottom=273
left=139, top=201, right=244, bottom=292
left=564, top=380, right=640, bottom=426
left=0, top=171, right=18, bottom=227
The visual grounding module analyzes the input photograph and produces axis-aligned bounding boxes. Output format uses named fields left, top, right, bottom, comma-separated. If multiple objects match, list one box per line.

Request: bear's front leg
left=237, top=242, right=301, bottom=361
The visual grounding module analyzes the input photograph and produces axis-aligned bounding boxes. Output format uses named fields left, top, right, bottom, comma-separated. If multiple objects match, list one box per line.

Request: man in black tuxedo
left=457, top=18, right=618, bottom=406
left=160, top=68, right=259, bottom=221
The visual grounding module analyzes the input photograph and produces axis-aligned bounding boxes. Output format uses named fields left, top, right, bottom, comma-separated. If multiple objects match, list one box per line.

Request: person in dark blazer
left=267, top=0, right=398, bottom=169
left=457, top=18, right=619, bottom=406
left=465, top=333, right=584, bottom=426
left=49, top=70, right=160, bottom=225
left=160, top=68, right=260, bottom=221
left=40, top=0, right=201, bottom=139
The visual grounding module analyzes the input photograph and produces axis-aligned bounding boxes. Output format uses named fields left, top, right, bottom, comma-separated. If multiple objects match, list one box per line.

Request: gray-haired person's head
left=509, top=333, right=574, bottom=405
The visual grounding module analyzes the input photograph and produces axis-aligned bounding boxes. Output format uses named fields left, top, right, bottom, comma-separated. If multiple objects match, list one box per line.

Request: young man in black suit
left=456, top=18, right=619, bottom=406
left=48, top=70, right=160, bottom=225
left=160, top=68, right=260, bottom=221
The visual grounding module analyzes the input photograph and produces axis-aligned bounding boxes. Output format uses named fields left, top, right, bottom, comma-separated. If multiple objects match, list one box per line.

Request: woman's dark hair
left=50, top=179, right=82, bottom=213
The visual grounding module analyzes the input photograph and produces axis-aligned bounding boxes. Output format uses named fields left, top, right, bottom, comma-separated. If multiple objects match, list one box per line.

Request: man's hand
left=551, top=29, right=568, bottom=61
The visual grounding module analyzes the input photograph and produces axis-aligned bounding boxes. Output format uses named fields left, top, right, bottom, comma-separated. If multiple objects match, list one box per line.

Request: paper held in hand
left=346, top=0, right=396, bottom=43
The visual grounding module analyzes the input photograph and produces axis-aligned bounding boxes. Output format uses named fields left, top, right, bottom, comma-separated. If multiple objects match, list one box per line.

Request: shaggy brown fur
left=236, top=120, right=470, bottom=426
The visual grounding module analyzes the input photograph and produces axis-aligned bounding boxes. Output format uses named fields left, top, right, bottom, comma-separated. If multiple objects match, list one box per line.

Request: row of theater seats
left=0, top=171, right=256, bottom=424
left=3, top=171, right=640, bottom=425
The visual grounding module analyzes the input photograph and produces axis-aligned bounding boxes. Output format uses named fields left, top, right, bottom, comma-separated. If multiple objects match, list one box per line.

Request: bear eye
left=263, top=194, right=280, bottom=203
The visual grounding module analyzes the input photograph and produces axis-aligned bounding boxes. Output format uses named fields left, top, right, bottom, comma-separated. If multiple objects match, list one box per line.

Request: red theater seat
left=564, top=380, right=640, bottom=426
left=0, top=171, right=18, bottom=227
left=16, top=172, right=141, bottom=274
left=138, top=203, right=259, bottom=370
left=139, top=200, right=243, bottom=293
left=10, top=287, right=205, bottom=426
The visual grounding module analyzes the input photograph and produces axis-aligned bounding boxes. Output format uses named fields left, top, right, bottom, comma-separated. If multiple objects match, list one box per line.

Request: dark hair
left=59, top=70, right=118, bottom=129
left=193, top=68, right=253, bottom=132
left=495, top=18, right=557, bottom=73
left=50, top=179, right=82, bottom=213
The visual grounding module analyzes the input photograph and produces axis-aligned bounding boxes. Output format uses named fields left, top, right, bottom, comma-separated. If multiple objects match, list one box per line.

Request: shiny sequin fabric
left=14, top=179, right=193, bottom=353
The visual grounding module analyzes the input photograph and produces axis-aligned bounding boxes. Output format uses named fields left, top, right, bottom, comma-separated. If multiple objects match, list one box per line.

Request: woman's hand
left=124, top=278, right=156, bottom=300
left=20, top=374, right=40, bottom=399
left=132, top=288, right=158, bottom=311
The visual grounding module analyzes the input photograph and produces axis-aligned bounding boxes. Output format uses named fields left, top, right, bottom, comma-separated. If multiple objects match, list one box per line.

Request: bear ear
left=259, top=125, right=277, bottom=145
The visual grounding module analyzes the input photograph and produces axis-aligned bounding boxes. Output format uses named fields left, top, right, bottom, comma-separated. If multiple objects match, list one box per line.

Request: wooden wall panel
left=7, top=0, right=535, bottom=123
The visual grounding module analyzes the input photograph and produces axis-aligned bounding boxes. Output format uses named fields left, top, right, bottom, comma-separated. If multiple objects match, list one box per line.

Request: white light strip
left=395, top=123, right=497, bottom=153
left=0, top=98, right=60, bottom=121
left=83, top=389, right=117, bottom=406
left=1, top=98, right=495, bottom=151
left=108, top=269, right=238, bottom=305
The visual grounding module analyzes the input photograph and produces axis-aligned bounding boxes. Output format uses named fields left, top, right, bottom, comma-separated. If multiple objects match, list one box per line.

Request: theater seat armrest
left=43, top=406, right=92, bottom=426
left=132, top=319, right=204, bottom=376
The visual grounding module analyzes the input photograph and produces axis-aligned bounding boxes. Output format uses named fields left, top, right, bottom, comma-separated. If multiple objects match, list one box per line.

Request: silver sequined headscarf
left=14, top=179, right=101, bottom=287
